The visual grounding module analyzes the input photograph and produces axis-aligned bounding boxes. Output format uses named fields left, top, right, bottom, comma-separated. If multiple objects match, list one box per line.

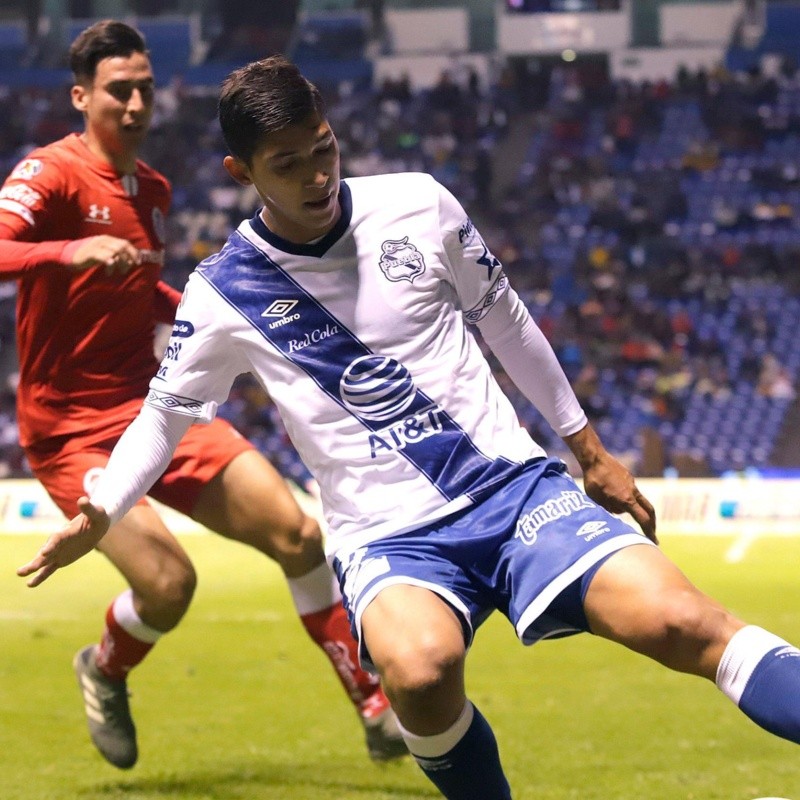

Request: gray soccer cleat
left=361, top=705, right=409, bottom=762
left=73, top=645, right=138, bottom=769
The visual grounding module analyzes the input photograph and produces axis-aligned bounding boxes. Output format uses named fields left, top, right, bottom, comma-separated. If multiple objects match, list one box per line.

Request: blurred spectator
left=757, top=353, right=796, bottom=399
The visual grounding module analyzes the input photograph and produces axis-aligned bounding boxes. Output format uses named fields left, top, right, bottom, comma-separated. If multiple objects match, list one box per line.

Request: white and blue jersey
left=143, top=170, right=651, bottom=654
left=149, top=172, right=547, bottom=558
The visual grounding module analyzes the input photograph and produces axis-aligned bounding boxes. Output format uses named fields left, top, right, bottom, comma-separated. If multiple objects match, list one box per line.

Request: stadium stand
left=0, top=21, right=27, bottom=70
left=0, top=3, right=799, bottom=485
left=487, top=60, right=800, bottom=477
left=728, top=0, right=800, bottom=72
left=291, top=11, right=374, bottom=89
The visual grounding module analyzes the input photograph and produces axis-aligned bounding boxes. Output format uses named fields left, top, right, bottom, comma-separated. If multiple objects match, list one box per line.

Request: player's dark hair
left=69, top=20, right=148, bottom=83
left=218, top=56, right=326, bottom=165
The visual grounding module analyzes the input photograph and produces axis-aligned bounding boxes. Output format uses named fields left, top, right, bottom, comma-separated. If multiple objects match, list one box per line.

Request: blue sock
left=399, top=701, right=512, bottom=800
left=716, top=625, right=800, bottom=743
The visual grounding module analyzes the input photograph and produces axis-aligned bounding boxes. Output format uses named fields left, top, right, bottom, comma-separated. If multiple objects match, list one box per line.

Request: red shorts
left=26, top=399, right=254, bottom=519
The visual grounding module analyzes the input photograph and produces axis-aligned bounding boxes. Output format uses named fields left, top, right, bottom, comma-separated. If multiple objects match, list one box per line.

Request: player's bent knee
left=284, top=513, right=324, bottom=552
left=379, top=631, right=465, bottom=699
left=644, top=588, right=740, bottom=673
left=662, top=589, right=732, bottom=640
left=147, top=560, right=197, bottom=620
left=254, top=513, right=325, bottom=570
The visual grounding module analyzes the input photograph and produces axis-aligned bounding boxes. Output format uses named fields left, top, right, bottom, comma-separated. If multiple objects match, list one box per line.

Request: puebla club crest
left=378, top=236, right=426, bottom=283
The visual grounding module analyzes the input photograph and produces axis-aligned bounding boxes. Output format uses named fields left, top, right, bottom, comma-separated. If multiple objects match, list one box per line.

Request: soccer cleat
left=359, top=689, right=409, bottom=762
left=73, top=645, right=138, bottom=769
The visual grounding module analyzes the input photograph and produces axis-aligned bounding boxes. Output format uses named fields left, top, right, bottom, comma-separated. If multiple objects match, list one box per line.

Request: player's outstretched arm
left=564, top=423, right=657, bottom=543
left=0, top=235, right=139, bottom=278
left=16, top=497, right=110, bottom=587
left=62, top=235, right=141, bottom=275
left=17, top=405, right=193, bottom=587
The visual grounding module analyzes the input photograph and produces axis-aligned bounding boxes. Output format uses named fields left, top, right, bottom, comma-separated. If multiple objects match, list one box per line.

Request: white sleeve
left=147, top=273, right=248, bottom=418
left=476, top=285, right=588, bottom=438
left=89, top=404, right=194, bottom=524
left=437, top=180, right=509, bottom=322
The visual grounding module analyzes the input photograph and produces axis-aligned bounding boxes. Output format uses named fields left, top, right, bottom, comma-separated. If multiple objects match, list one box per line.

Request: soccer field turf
left=2, top=531, right=799, bottom=800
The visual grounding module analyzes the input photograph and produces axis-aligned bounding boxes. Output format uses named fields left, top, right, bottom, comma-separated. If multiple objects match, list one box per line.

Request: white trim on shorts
left=516, top=533, right=654, bottom=644
left=354, top=575, right=474, bottom=671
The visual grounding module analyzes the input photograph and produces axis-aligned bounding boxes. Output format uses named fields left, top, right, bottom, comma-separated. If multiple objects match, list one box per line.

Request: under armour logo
left=87, top=204, right=111, bottom=223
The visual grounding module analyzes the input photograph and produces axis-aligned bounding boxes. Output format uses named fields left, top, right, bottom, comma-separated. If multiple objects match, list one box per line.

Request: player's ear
left=223, top=155, right=253, bottom=187
left=71, top=84, right=88, bottom=113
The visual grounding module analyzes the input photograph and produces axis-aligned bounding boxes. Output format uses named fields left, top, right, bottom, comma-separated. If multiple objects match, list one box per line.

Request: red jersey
left=0, top=133, right=179, bottom=447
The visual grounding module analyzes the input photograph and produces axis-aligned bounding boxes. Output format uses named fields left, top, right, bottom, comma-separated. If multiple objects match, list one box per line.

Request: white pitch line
left=0, top=611, right=285, bottom=623
left=724, top=528, right=760, bottom=563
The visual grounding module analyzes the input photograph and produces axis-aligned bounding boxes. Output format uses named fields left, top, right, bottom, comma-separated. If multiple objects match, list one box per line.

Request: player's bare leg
left=361, top=585, right=466, bottom=732
left=583, top=544, right=741, bottom=676
left=192, top=449, right=407, bottom=761
left=584, top=543, right=800, bottom=744
left=99, top=506, right=197, bottom=631
left=76, top=506, right=196, bottom=768
left=362, top=585, right=511, bottom=798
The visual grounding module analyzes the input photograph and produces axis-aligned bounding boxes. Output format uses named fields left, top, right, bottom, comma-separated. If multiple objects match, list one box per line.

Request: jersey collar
left=71, top=132, right=137, bottom=179
left=249, top=181, right=353, bottom=258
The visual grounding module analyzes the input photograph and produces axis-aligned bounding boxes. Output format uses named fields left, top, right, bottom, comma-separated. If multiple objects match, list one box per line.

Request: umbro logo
left=85, top=204, right=112, bottom=224
left=262, top=299, right=298, bottom=317
left=262, top=299, right=300, bottom=329
left=576, top=520, right=610, bottom=541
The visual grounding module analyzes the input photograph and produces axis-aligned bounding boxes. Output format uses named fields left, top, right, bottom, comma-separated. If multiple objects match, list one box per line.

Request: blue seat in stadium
left=0, top=22, right=26, bottom=69
left=138, top=18, right=193, bottom=79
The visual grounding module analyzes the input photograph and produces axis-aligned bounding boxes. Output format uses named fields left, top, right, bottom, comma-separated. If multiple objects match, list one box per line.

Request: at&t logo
left=339, top=355, right=415, bottom=421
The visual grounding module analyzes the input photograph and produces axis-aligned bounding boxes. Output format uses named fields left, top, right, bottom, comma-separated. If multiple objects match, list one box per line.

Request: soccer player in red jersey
left=0, top=20, right=405, bottom=769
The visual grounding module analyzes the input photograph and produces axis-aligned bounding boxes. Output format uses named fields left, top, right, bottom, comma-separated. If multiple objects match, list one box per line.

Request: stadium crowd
left=0, top=52, right=798, bottom=481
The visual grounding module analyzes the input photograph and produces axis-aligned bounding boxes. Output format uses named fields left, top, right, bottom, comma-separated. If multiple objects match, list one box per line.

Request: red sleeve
left=0, top=145, right=75, bottom=278
left=0, top=229, right=74, bottom=279
left=154, top=280, right=182, bottom=324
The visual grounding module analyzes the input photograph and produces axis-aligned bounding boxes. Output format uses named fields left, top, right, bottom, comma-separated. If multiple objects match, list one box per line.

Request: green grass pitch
left=2, top=531, right=799, bottom=800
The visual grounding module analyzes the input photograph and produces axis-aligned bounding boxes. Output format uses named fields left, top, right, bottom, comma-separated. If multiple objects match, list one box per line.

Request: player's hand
left=564, top=423, right=657, bottom=543
left=581, top=451, right=657, bottom=544
left=66, top=235, right=141, bottom=275
left=16, top=497, right=110, bottom=587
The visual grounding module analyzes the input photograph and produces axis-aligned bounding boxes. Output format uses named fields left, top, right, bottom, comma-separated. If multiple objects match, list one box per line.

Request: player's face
left=224, top=114, right=341, bottom=244
left=71, top=51, right=155, bottom=165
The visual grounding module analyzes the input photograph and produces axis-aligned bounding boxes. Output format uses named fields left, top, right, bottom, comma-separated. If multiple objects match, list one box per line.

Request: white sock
left=397, top=700, right=474, bottom=757
left=111, top=589, right=162, bottom=643
left=716, top=625, right=791, bottom=704
left=286, top=561, right=341, bottom=615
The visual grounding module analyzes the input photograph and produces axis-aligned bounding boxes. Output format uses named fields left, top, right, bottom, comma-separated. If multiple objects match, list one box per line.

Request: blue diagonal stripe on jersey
left=198, top=226, right=522, bottom=503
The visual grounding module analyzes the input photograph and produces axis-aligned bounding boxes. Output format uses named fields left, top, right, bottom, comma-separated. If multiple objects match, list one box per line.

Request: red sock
left=95, top=596, right=158, bottom=681
left=300, top=602, right=387, bottom=715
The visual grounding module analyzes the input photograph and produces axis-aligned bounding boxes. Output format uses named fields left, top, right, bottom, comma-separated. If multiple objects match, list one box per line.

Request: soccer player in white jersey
left=19, top=56, right=800, bottom=798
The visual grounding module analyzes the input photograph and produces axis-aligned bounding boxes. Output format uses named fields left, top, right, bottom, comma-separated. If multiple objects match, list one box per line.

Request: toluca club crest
left=378, top=237, right=426, bottom=283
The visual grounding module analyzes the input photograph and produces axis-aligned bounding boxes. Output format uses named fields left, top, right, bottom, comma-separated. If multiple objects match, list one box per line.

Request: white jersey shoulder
left=148, top=172, right=545, bottom=558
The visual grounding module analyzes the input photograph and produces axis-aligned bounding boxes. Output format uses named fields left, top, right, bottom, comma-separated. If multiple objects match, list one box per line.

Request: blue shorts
left=332, top=458, right=653, bottom=671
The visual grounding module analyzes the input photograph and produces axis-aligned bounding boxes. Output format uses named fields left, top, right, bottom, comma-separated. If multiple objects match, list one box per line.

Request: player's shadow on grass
left=79, top=762, right=440, bottom=799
